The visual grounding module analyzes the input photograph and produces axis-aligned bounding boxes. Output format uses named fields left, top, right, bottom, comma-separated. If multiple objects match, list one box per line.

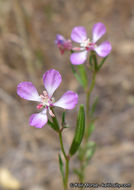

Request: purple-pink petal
left=53, top=91, right=78, bottom=110
left=29, top=109, right=48, bottom=128
left=95, top=41, right=112, bottom=57
left=92, top=22, right=106, bottom=43
left=70, top=51, right=87, bottom=65
left=43, top=69, right=62, bottom=97
left=71, top=26, right=87, bottom=43
left=17, top=82, right=41, bottom=102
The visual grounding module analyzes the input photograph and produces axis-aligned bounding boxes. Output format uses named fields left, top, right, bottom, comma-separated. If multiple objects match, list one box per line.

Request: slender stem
left=79, top=71, right=96, bottom=183
left=59, top=131, right=67, bottom=160
left=58, top=130, right=69, bottom=190
left=50, top=110, right=69, bottom=190
left=85, top=71, right=96, bottom=141
left=64, top=158, right=69, bottom=190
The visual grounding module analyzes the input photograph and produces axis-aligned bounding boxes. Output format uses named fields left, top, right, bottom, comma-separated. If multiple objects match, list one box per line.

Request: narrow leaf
left=77, top=65, right=88, bottom=89
left=73, top=169, right=83, bottom=179
left=86, top=141, right=96, bottom=149
left=69, top=105, right=85, bottom=156
left=84, top=142, right=96, bottom=167
left=87, top=123, right=95, bottom=138
left=48, top=109, right=60, bottom=131
left=92, top=54, right=98, bottom=71
left=51, top=115, right=60, bottom=131
left=61, top=112, right=69, bottom=128
left=89, top=54, right=93, bottom=67
left=78, top=146, right=86, bottom=161
left=58, top=154, right=65, bottom=182
left=97, top=56, right=108, bottom=71
left=81, top=142, right=96, bottom=169
left=48, top=119, right=59, bottom=132
left=86, top=148, right=95, bottom=162
left=90, top=96, right=98, bottom=117
left=71, top=64, right=83, bottom=86
left=62, top=112, right=65, bottom=126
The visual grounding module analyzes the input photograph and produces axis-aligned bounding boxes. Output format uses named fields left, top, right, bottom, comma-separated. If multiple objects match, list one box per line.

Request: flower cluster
left=17, top=21, right=112, bottom=190
left=17, top=69, right=78, bottom=128
left=17, top=22, right=112, bottom=129
left=56, top=22, right=112, bottom=65
left=55, top=34, right=72, bottom=54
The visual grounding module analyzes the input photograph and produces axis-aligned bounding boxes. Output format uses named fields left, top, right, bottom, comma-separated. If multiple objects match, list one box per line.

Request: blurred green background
left=0, top=0, right=134, bottom=189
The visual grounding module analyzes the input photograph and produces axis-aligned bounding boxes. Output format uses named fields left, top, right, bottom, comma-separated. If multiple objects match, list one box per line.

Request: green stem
left=79, top=71, right=96, bottom=183
left=59, top=131, right=67, bottom=160
left=64, top=158, right=69, bottom=190
left=85, top=71, right=96, bottom=141
left=50, top=110, right=69, bottom=190
left=59, top=130, right=69, bottom=190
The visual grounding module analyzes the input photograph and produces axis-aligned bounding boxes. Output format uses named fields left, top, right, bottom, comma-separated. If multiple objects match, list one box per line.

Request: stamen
left=40, top=95, right=45, bottom=99
left=80, top=38, right=90, bottom=48
left=80, top=38, right=95, bottom=51
left=37, top=90, right=54, bottom=111
left=72, top=47, right=81, bottom=51
left=49, top=108, right=55, bottom=117
left=88, top=42, right=94, bottom=46
left=37, top=104, right=43, bottom=109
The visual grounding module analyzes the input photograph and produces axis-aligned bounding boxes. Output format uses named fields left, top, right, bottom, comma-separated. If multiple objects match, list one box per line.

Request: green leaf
left=86, top=141, right=96, bottom=149
left=58, top=154, right=65, bottom=182
left=86, top=148, right=95, bottom=161
left=78, top=146, right=86, bottom=161
left=69, top=105, right=85, bottom=156
left=73, top=168, right=83, bottom=179
left=89, top=54, right=93, bottom=67
left=97, top=56, right=108, bottom=71
left=87, top=123, right=95, bottom=138
left=48, top=109, right=60, bottom=132
left=77, top=65, right=88, bottom=89
left=62, top=112, right=65, bottom=126
left=90, top=96, right=98, bottom=117
left=84, top=142, right=96, bottom=168
left=92, top=54, right=98, bottom=71
left=61, top=111, right=69, bottom=128
left=89, top=53, right=98, bottom=71
left=71, top=64, right=83, bottom=86
left=47, top=120, right=58, bottom=132
left=51, top=115, right=60, bottom=131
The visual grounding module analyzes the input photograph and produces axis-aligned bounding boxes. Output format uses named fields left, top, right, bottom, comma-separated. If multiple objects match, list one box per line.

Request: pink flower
left=70, top=22, right=112, bottom=65
left=17, top=69, right=78, bottom=128
left=55, top=34, right=72, bottom=54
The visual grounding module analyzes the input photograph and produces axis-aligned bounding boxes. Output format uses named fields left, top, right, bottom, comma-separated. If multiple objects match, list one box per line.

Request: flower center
left=37, top=90, right=54, bottom=109
left=80, top=38, right=96, bottom=51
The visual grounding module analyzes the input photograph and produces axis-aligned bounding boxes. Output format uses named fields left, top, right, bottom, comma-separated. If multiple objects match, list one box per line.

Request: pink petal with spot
left=53, top=91, right=78, bottom=110
left=29, top=109, right=48, bottom=128
left=71, top=26, right=87, bottom=43
left=43, top=69, right=62, bottom=97
left=92, top=22, right=106, bottom=43
left=17, top=82, right=41, bottom=102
